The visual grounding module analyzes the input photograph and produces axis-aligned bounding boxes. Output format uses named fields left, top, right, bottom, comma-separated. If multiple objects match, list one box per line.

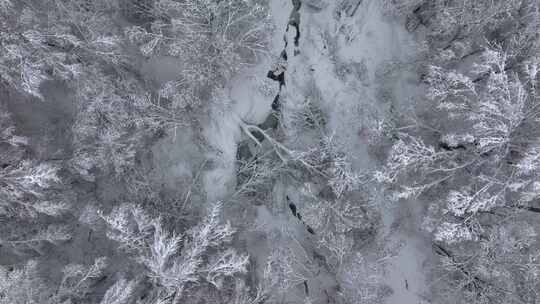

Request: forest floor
left=288, top=1, right=430, bottom=302
left=201, top=0, right=432, bottom=302
left=381, top=198, right=432, bottom=304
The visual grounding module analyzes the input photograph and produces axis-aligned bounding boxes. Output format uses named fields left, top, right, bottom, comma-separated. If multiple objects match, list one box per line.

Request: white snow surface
left=202, top=0, right=430, bottom=303
left=283, top=0, right=429, bottom=303
left=201, top=0, right=288, bottom=202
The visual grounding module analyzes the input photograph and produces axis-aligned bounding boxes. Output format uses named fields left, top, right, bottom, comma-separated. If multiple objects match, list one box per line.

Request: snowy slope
left=202, top=0, right=429, bottom=302
left=282, top=0, right=429, bottom=303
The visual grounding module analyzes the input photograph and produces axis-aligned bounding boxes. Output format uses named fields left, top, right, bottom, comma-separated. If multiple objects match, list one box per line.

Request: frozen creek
left=201, top=0, right=430, bottom=303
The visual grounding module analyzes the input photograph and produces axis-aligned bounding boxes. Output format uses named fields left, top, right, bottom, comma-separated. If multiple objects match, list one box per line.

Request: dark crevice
left=259, top=0, right=303, bottom=138
left=266, top=70, right=285, bottom=87
left=289, top=20, right=301, bottom=47
left=280, top=50, right=288, bottom=61
left=303, top=280, right=309, bottom=295
left=265, top=0, right=302, bottom=89
left=287, top=196, right=315, bottom=234
left=250, top=130, right=265, bottom=143
left=289, top=204, right=297, bottom=216
left=271, top=94, right=281, bottom=111
left=439, top=142, right=467, bottom=151
left=289, top=0, right=302, bottom=48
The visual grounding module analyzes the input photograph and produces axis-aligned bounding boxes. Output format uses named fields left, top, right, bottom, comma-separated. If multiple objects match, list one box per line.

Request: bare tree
left=100, top=201, right=249, bottom=303
left=378, top=16, right=540, bottom=301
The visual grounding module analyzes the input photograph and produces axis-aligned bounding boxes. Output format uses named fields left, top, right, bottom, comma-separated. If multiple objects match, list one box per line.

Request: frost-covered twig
left=240, top=122, right=331, bottom=178
left=100, top=202, right=248, bottom=300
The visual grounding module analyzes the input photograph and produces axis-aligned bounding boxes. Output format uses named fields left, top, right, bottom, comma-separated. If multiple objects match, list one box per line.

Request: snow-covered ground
left=285, top=1, right=428, bottom=302
left=201, top=0, right=430, bottom=302
left=201, top=0, right=289, bottom=203
left=381, top=198, right=431, bottom=304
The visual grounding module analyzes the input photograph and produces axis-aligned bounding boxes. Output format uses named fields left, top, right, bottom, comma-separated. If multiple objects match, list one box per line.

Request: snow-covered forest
left=0, top=0, right=539, bottom=303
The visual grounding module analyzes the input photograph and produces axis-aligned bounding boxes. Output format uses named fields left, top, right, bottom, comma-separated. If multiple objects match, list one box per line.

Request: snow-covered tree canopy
left=1, top=0, right=539, bottom=304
